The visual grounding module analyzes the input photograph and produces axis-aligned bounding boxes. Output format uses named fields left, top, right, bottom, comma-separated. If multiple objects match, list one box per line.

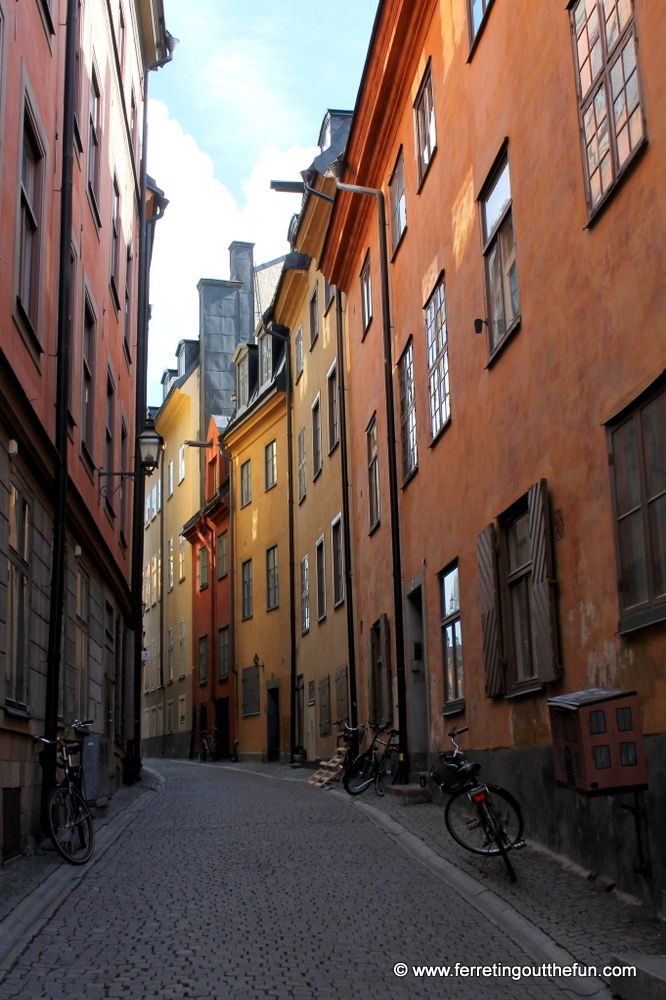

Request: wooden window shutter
left=378, top=614, right=393, bottom=726
left=318, top=675, right=331, bottom=735
left=527, top=479, right=561, bottom=684
left=335, top=665, right=349, bottom=727
left=477, top=524, right=505, bottom=697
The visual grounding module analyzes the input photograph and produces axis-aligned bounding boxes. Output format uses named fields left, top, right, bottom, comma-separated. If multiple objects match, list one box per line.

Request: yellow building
left=224, top=336, right=290, bottom=761
left=142, top=341, right=201, bottom=758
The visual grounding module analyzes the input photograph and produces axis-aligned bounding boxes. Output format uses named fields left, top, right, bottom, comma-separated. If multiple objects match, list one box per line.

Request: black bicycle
left=343, top=723, right=400, bottom=797
left=428, top=726, right=525, bottom=882
left=36, top=720, right=95, bottom=865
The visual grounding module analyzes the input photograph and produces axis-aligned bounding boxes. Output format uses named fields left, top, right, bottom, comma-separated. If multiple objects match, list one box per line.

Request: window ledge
left=401, top=464, right=418, bottom=489
left=267, top=604, right=280, bottom=613
left=584, top=138, right=648, bottom=230
left=318, top=614, right=326, bottom=624
left=333, top=597, right=345, bottom=609
left=87, top=185, right=102, bottom=232
left=312, top=467, right=322, bottom=483
left=199, top=679, right=208, bottom=686
left=3, top=704, right=32, bottom=721
left=617, top=603, right=666, bottom=635
left=441, top=699, right=466, bottom=717
left=298, top=494, right=306, bottom=505
left=428, top=416, right=452, bottom=449
left=328, top=439, right=340, bottom=457
left=361, top=317, right=373, bottom=342
left=369, top=519, right=381, bottom=537
left=485, top=315, right=521, bottom=368
left=466, top=0, right=497, bottom=63
left=416, top=146, right=437, bottom=195
left=504, top=681, right=545, bottom=700
left=390, top=226, right=408, bottom=262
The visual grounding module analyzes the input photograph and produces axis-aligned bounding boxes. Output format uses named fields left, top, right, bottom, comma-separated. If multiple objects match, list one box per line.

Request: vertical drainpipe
left=128, top=33, right=176, bottom=781
left=219, top=442, right=238, bottom=759
left=334, top=290, right=358, bottom=734
left=42, top=0, right=79, bottom=824
left=334, top=178, right=409, bottom=781
left=159, top=444, right=166, bottom=756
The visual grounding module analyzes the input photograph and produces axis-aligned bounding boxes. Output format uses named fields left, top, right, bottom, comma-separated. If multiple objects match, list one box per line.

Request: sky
left=145, top=0, right=378, bottom=404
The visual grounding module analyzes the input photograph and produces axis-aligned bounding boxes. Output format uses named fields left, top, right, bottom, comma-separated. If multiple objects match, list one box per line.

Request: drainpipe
left=42, top=0, right=80, bottom=825
left=219, top=442, right=238, bottom=759
left=332, top=174, right=409, bottom=782
left=128, top=32, right=176, bottom=782
left=334, top=290, right=358, bottom=735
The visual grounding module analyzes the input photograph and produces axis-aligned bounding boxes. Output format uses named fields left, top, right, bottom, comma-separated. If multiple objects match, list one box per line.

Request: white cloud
left=146, top=99, right=316, bottom=404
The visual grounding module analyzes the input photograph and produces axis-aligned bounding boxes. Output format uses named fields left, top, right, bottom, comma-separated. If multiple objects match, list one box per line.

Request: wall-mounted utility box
left=548, top=688, right=648, bottom=795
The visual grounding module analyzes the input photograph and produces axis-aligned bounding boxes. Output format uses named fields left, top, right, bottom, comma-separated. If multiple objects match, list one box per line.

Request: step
left=385, top=784, right=432, bottom=805
left=604, top=953, right=666, bottom=1000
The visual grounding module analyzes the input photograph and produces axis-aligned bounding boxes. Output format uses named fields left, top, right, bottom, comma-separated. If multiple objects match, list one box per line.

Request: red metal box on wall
left=548, top=688, right=648, bottom=795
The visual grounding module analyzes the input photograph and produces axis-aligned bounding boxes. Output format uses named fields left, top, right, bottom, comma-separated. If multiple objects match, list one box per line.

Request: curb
left=0, top=786, right=159, bottom=984
left=141, top=765, right=166, bottom=792
left=330, top=790, right=614, bottom=1000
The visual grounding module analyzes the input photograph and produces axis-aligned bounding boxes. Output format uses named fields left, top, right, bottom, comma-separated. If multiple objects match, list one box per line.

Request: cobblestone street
left=0, top=760, right=657, bottom=1000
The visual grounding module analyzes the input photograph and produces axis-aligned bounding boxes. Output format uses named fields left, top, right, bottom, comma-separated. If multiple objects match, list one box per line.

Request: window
left=327, top=362, right=339, bottom=451
left=213, top=626, right=228, bottom=682
left=104, top=372, right=117, bottom=509
left=367, top=615, right=392, bottom=727
left=316, top=537, right=326, bottom=621
left=425, top=277, right=450, bottom=438
left=323, top=276, right=335, bottom=314
left=167, top=537, right=174, bottom=590
left=167, top=627, right=173, bottom=683
left=267, top=545, right=279, bottom=610
left=298, top=426, right=306, bottom=502
left=167, top=460, right=174, bottom=497
left=398, top=342, right=418, bottom=479
left=178, top=535, right=185, bottom=581
left=467, top=0, right=493, bottom=44
left=217, top=531, right=228, bottom=578
left=318, top=675, right=331, bottom=736
left=75, top=571, right=90, bottom=719
left=167, top=700, right=173, bottom=733
left=7, top=486, right=31, bottom=707
left=178, top=444, right=185, bottom=483
left=389, top=148, right=406, bottom=251
left=242, top=664, right=260, bottom=716
left=295, top=325, right=304, bottom=380
left=177, top=620, right=186, bottom=679
left=119, top=418, right=129, bottom=542
left=88, top=65, right=102, bottom=216
left=238, top=353, right=249, bottom=407
left=414, top=63, right=436, bottom=183
left=309, top=283, right=319, bottom=348
left=360, top=253, right=372, bottom=333
left=308, top=680, right=316, bottom=706
left=441, top=563, right=464, bottom=709
left=477, top=480, right=561, bottom=697
left=150, top=554, right=158, bottom=605
left=367, top=416, right=380, bottom=530
left=481, top=155, right=520, bottom=356
left=608, top=379, right=666, bottom=632
left=331, top=516, right=344, bottom=606
left=312, top=396, right=322, bottom=479
left=81, top=296, right=96, bottom=459
left=569, top=0, right=645, bottom=216
left=241, top=559, right=253, bottom=619
left=199, top=545, right=209, bottom=590
left=300, top=555, right=310, bottom=633
left=150, top=485, right=157, bottom=520
left=178, top=695, right=186, bottom=730
left=18, top=112, right=45, bottom=332
left=265, top=440, right=277, bottom=490
left=259, top=333, right=272, bottom=385
left=110, top=175, right=122, bottom=309
left=198, top=635, right=208, bottom=685
left=240, top=460, right=252, bottom=507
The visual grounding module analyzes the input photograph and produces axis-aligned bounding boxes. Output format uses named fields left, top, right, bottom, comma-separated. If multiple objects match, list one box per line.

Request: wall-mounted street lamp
left=98, top=426, right=163, bottom=501
left=253, top=653, right=263, bottom=671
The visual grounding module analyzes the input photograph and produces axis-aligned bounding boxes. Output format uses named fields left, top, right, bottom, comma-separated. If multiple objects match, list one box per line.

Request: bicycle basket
left=428, top=757, right=463, bottom=792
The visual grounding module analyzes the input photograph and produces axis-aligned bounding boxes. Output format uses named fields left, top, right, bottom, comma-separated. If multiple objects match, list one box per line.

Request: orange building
left=322, top=0, right=666, bottom=900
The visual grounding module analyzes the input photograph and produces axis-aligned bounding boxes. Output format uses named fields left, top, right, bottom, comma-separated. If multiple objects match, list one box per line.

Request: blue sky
left=145, top=1, right=377, bottom=402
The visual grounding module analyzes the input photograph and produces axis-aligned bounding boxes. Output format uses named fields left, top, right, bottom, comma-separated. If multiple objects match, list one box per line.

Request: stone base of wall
left=450, top=734, right=665, bottom=910
left=142, top=732, right=192, bottom=760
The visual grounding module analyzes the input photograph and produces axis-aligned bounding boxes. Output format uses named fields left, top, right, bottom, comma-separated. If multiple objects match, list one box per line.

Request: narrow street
left=0, top=761, right=637, bottom=1000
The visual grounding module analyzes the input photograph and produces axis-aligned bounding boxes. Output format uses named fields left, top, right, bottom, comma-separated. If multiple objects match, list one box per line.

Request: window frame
left=478, top=148, right=521, bottom=361
left=413, top=60, right=437, bottom=188
left=398, top=340, right=418, bottom=482
left=87, top=61, right=103, bottom=225
left=331, top=514, right=344, bottom=607
left=110, top=174, right=122, bottom=310
left=360, top=252, right=372, bottom=334
left=466, top=0, right=497, bottom=57
left=298, top=426, right=306, bottom=503
left=568, top=0, right=647, bottom=222
left=178, top=444, right=185, bottom=484
left=259, top=332, right=272, bottom=386
left=198, top=635, right=208, bottom=685
left=316, top=535, right=326, bottom=622
left=266, top=545, right=279, bottom=610
left=241, top=559, right=253, bottom=620
left=309, top=282, right=319, bottom=349
left=424, top=275, right=451, bottom=441
left=311, top=394, right=322, bottom=480
left=389, top=146, right=407, bottom=254
left=80, top=290, right=97, bottom=465
left=17, top=105, right=46, bottom=342
left=240, top=459, right=252, bottom=507
left=218, top=626, right=229, bottom=681
left=440, top=561, right=465, bottom=714
left=295, top=325, right=304, bottom=381
left=367, top=414, right=380, bottom=532
left=198, top=544, right=209, bottom=591
left=327, top=360, right=339, bottom=453
left=217, top=531, right=228, bottom=579
left=300, top=554, right=310, bottom=633
left=265, top=439, right=277, bottom=491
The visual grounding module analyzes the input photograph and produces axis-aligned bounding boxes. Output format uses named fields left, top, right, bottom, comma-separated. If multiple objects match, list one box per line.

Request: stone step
left=386, top=784, right=432, bottom=805
left=604, top=953, right=666, bottom=1000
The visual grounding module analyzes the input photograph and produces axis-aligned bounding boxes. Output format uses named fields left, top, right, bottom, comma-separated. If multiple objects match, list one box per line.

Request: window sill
left=312, top=467, right=322, bottom=483
left=318, top=614, right=326, bottom=624
left=241, top=615, right=253, bottom=622
left=361, top=317, right=373, bottom=342
left=309, top=335, right=319, bottom=352
left=585, top=138, right=648, bottom=230
left=390, top=226, right=407, bottom=263
left=36, top=0, right=56, bottom=40
left=265, top=482, right=277, bottom=492
left=486, top=315, right=521, bottom=368
left=428, top=416, right=452, bottom=449
left=466, top=0, right=497, bottom=63
left=87, top=184, right=102, bottom=232
left=328, top=439, right=340, bottom=457
left=301, top=627, right=310, bottom=636
left=617, top=603, right=666, bottom=635
left=333, top=597, right=344, bottom=610
left=416, top=146, right=437, bottom=195
left=401, top=464, right=418, bottom=489
left=504, top=681, right=544, bottom=700
left=441, top=699, right=465, bottom=717
left=199, top=584, right=208, bottom=592
left=166, top=678, right=173, bottom=685
left=369, top=519, right=381, bottom=537
left=267, top=604, right=280, bottom=612
left=80, top=443, right=96, bottom=483
left=14, top=298, right=44, bottom=369
left=199, top=679, right=208, bottom=686
left=295, top=369, right=303, bottom=384
left=3, top=703, right=32, bottom=721
left=298, top=493, right=306, bottom=505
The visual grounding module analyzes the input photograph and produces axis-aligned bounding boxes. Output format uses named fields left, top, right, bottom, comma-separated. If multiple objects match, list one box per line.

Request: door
left=406, top=585, right=429, bottom=770
left=266, top=686, right=280, bottom=762
left=215, top=697, right=229, bottom=757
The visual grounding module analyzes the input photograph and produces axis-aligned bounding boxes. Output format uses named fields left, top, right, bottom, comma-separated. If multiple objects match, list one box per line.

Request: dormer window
left=259, top=333, right=272, bottom=386
left=238, top=353, right=249, bottom=407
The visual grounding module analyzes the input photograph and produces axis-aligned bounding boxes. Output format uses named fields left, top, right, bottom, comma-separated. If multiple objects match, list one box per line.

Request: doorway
left=266, top=684, right=280, bottom=762
left=406, top=584, right=429, bottom=771
left=215, top=697, right=230, bottom=758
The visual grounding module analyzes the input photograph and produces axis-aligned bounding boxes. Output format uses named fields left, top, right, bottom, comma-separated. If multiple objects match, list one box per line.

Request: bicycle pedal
left=513, top=839, right=527, bottom=850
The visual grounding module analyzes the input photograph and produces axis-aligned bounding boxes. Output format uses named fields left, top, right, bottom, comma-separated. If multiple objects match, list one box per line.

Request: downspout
left=334, top=177, right=409, bottom=781
left=159, top=445, right=165, bottom=756
left=334, top=289, right=358, bottom=734
left=128, top=33, right=176, bottom=781
left=42, top=0, right=79, bottom=824
left=220, top=443, right=238, bottom=760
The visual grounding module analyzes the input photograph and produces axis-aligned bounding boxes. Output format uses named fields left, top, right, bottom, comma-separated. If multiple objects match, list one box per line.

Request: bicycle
left=343, top=723, right=400, bottom=797
left=428, top=726, right=525, bottom=882
left=35, top=720, right=95, bottom=865
left=199, top=728, right=219, bottom=762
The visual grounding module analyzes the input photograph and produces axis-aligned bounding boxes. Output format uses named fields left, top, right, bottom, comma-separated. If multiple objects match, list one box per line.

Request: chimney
left=229, top=241, right=254, bottom=343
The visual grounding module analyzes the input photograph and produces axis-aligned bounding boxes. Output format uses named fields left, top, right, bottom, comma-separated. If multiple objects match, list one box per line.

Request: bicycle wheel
left=445, top=785, right=523, bottom=856
left=47, top=787, right=94, bottom=865
left=343, top=753, right=374, bottom=795
left=376, top=748, right=399, bottom=796
left=209, top=739, right=218, bottom=762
